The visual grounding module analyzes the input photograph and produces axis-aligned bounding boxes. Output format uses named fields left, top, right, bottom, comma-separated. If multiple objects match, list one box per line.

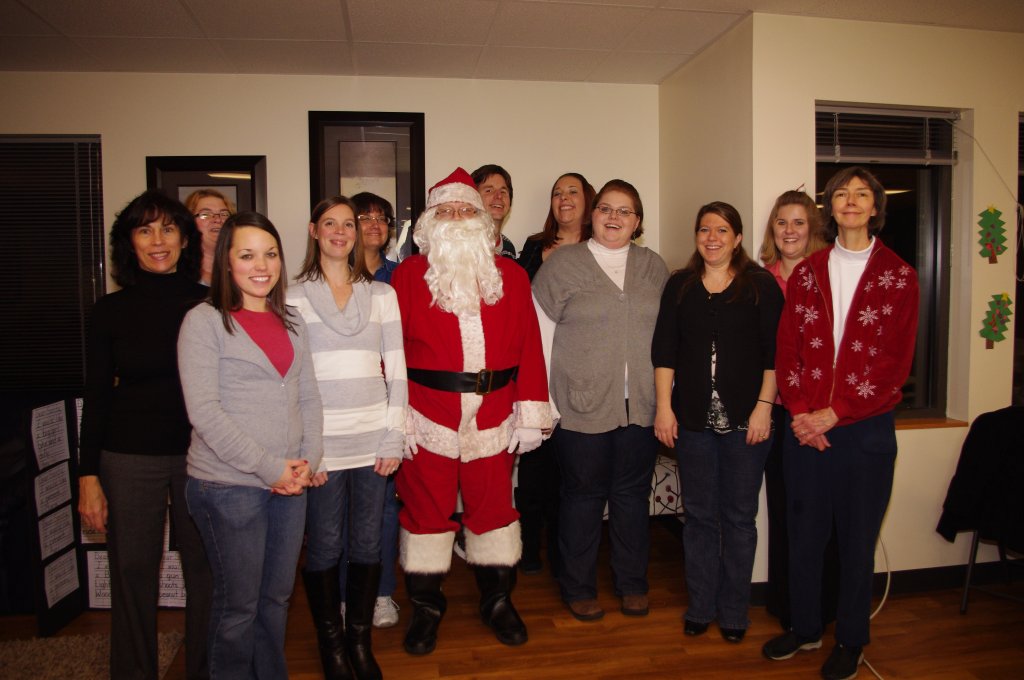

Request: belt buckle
left=475, top=369, right=494, bottom=395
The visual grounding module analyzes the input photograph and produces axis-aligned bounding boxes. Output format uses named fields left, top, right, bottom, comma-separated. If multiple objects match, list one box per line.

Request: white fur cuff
left=400, top=529, right=455, bottom=574
left=516, top=399, right=554, bottom=431
left=464, top=521, right=522, bottom=567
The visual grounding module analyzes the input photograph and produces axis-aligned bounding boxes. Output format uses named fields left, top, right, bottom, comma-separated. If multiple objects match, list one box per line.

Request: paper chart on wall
left=87, top=549, right=186, bottom=609
left=31, top=401, right=70, bottom=470
left=44, top=549, right=79, bottom=608
left=34, top=464, right=71, bottom=517
left=39, top=505, right=74, bottom=561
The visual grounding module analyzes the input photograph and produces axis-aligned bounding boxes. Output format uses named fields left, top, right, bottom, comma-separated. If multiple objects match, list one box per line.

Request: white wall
left=0, top=71, right=660, bottom=275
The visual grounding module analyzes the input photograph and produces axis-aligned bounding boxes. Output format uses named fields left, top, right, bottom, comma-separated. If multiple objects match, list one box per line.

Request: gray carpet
left=0, top=630, right=183, bottom=679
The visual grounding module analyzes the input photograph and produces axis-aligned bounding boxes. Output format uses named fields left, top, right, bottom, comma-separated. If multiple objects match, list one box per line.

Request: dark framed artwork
left=146, top=155, right=268, bottom=213
left=309, top=111, right=425, bottom=256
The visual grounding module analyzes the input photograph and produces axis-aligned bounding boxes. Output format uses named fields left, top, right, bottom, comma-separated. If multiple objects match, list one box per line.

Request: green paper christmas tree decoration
left=977, top=206, right=1007, bottom=263
left=979, top=292, right=1013, bottom=349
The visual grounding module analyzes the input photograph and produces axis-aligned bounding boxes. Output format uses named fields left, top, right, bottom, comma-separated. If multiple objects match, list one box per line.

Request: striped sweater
left=288, top=278, right=407, bottom=470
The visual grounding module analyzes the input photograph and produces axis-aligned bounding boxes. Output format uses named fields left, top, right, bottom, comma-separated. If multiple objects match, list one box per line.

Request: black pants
left=764, top=404, right=839, bottom=628
left=102, top=452, right=212, bottom=680
left=515, top=435, right=561, bottom=571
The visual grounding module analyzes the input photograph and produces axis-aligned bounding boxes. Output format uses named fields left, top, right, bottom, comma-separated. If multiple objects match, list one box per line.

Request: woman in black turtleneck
left=78, top=190, right=212, bottom=680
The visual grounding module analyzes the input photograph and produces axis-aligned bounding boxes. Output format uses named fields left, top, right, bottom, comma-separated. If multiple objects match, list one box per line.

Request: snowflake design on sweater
left=811, top=367, right=823, bottom=380
left=863, top=280, right=874, bottom=293
left=851, top=340, right=864, bottom=352
left=896, top=279, right=907, bottom=290
left=856, top=380, right=877, bottom=399
left=868, top=346, right=879, bottom=357
left=803, top=305, right=820, bottom=326
left=786, top=370, right=800, bottom=387
left=799, top=270, right=815, bottom=291
left=858, top=306, right=879, bottom=326
left=882, top=303, right=893, bottom=316
left=899, top=266, right=911, bottom=277
left=810, top=336, right=823, bottom=349
left=794, top=303, right=806, bottom=316
left=877, top=270, right=895, bottom=289
left=846, top=372, right=859, bottom=385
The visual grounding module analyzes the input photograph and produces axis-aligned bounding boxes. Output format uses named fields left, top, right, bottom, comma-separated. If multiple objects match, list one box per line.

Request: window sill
left=895, top=417, right=968, bottom=431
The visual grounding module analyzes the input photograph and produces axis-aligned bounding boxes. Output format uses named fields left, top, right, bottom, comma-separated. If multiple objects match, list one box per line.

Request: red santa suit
left=392, top=242, right=552, bottom=574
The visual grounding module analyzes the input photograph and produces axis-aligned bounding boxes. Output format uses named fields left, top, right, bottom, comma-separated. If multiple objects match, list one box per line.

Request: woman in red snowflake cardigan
left=762, top=167, right=918, bottom=680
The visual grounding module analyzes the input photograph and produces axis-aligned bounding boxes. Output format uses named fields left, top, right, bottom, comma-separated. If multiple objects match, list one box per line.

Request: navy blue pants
left=784, top=411, right=896, bottom=647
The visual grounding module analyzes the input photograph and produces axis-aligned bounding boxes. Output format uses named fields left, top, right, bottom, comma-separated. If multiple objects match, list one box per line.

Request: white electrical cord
left=862, top=536, right=891, bottom=680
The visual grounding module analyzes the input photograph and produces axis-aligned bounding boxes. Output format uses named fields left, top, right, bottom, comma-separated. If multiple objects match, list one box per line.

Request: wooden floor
left=4, top=520, right=1023, bottom=679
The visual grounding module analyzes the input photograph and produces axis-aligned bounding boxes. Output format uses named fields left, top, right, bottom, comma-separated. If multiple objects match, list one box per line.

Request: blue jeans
left=555, top=424, right=658, bottom=602
left=186, top=479, right=306, bottom=680
left=307, top=466, right=388, bottom=572
left=677, top=428, right=770, bottom=630
left=337, top=475, right=400, bottom=597
left=785, top=412, right=897, bottom=647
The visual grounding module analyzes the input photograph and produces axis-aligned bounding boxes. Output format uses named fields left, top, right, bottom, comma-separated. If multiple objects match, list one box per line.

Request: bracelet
left=757, top=399, right=774, bottom=406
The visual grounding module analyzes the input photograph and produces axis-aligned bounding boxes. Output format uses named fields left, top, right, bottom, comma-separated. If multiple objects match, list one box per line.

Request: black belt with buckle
left=407, top=367, right=518, bottom=395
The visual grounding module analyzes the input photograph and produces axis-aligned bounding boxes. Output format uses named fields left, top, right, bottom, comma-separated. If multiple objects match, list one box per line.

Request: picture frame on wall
left=308, top=111, right=425, bottom=259
left=145, top=155, right=268, bottom=214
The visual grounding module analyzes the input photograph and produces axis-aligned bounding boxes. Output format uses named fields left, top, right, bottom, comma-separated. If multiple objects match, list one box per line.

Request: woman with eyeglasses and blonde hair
left=532, top=179, right=668, bottom=622
left=184, top=188, right=236, bottom=285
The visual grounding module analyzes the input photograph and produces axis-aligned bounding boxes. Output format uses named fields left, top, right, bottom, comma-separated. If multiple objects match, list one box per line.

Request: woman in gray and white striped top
left=288, top=195, right=407, bottom=680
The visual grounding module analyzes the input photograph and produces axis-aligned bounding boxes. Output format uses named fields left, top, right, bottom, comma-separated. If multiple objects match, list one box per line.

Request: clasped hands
left=271, top=459, right=320, bottom=495
left=791, top=407, right=838, bottom=452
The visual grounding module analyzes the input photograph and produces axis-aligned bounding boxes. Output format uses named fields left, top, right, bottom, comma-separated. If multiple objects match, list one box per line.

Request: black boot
left=346, top=563, right=383, bottom=680
left=303, top=567, right=353, bottom=680
left=474, top=565, right=528, bottom=646
left=403, top=572, right=446, bottom=656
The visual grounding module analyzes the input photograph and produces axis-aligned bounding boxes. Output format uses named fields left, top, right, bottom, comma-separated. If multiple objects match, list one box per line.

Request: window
left=816, top=106, right=954, bottom=417
left=0, top=135, right=105, bottom=398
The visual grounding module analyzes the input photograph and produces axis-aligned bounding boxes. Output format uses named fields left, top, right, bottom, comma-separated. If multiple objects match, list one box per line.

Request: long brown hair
left=677, top=201, right=762, bottom=303
left=209, top=212, right=295, bottom=334
left=526, top=172, right=595, bottom=249
left=295, top=196, right=372, bottom=285
left=759, top=190, right=828, bottom=266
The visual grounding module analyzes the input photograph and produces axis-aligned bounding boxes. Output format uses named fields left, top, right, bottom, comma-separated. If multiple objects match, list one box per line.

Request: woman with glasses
left=652, top=201, right=784, bottom=644
left=287, top=196, right=407, bottom=680
left=532, top=179, right=668, bottom=622
left=78, top=190, right=212, bottom=679
left=185, top=189, right=236, bottom=286
left=352, top=192, right=398, bottom=284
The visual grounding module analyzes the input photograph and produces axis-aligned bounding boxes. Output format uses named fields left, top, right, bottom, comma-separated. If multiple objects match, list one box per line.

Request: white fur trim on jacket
left=464, top=522, right=522, bottom=567
left=400, top=529, right=455, bottom=575
left=427, top=182, right=485, bottom=211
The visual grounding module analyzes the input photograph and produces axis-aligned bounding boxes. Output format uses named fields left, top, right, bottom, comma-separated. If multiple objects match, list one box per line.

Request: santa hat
left=425, top=167, right=485, bottom=211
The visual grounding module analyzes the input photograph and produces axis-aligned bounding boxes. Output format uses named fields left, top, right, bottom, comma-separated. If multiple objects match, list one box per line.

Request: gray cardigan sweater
left=178, top=302, right=323, bottom=488
left=533, top=242, right=669, bottom=434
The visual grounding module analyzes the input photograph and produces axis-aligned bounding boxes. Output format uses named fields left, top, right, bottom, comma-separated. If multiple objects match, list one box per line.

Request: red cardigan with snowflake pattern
left=776, top=240, right=919, bottom=426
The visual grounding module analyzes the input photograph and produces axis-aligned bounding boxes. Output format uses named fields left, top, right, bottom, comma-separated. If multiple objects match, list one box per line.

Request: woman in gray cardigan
left=532, top=179, right=668, bottom=623
left=179, top=213, right=323, bottom=680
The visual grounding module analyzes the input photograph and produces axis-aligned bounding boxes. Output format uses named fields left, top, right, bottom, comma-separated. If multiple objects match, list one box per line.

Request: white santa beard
left=419, top=215, right=503, bottom=316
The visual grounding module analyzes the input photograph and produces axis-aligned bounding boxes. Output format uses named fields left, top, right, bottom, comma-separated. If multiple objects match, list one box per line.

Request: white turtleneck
left=587, top=238, right=629, bottom=290
left=828, top=237, right=874, bottom=360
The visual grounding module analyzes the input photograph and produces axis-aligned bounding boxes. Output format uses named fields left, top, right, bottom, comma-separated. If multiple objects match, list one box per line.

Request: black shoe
left=519, top=557, right=542, bottom=575
left=345, top=562, right=383, bottom=680
left=475, top=566, right=528, bottom=646
left=720, top=627, right=746, bottom=643
left=684, top=619, right=709, bottom=636
left=821, top=643, right=863, bottom=680
left=303, top=567, right=353, bottom=680
left=403, top=573, right=446, bottom=656
left=762, top=631, right=823, bottom=660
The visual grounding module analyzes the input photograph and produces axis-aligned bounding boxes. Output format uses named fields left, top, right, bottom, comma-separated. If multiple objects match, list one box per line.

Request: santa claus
left=391, top=167, right=552, bottom=655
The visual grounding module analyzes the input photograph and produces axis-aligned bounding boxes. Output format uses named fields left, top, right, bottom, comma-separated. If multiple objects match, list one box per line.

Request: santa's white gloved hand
left=404, top=433, right=418, bottom=459
left=507, top=428, right=543, bottom=454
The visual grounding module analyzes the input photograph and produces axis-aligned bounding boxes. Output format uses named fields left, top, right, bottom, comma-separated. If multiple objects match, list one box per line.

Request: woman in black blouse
left=78, top=190, right=212, bottom=680
left=652, top=201, right=783, bottom=644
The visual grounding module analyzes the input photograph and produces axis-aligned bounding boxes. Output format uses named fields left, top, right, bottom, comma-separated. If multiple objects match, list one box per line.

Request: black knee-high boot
left=403, top=572, right=446, bottom=656
left=474, top=565, right=528, bottom=646
left=345, top=562, right=383, bottom=680
left=303, top=567, right=353, bottom=680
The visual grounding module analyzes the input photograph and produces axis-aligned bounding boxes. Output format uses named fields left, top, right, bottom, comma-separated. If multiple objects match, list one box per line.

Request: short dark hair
left=528, top=172, right=596, bottom=249
left=470, top=164, right=514, bottom=203
left=759, top=190, right=828, bottom=266
left=296, top=196, right=372, bottom=284
left=821, top=166, right=887, bottom=236
left=209, top=211, right=294, bottom=334
left=109, top=190, right=200, bottom=287
left=593, top=179, right=645, bottom=240
left=351, top=191, right=395, bottom=256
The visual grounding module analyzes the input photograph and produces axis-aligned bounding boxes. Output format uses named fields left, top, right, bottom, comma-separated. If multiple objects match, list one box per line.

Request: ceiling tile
left=941, top=0, right=1024, bottom=31
left=624, top=9, right=742, bottom=54
left=0, top=0, right=59, bottom=35
left=347, top=0, right=498, bottom=46
left=475, top=45, right=606, bottom=82
left=73, top=37, right=233, bottom=72
left=20, top=0, right=202, bottom=37
left=515, top=0, right=658, bottom=6
left=0, top=35, right=102, bottom=70
left=182, top=0, right=348, bottom=41
left=352, top=42, right=483, bottom=78
left=587, top=49, right=691, bottom=83
left=658, top=0, right=820, bottom=12
left=218, top=39, right=353, bottom=74
left=489, top=0, right=649, bottom=49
